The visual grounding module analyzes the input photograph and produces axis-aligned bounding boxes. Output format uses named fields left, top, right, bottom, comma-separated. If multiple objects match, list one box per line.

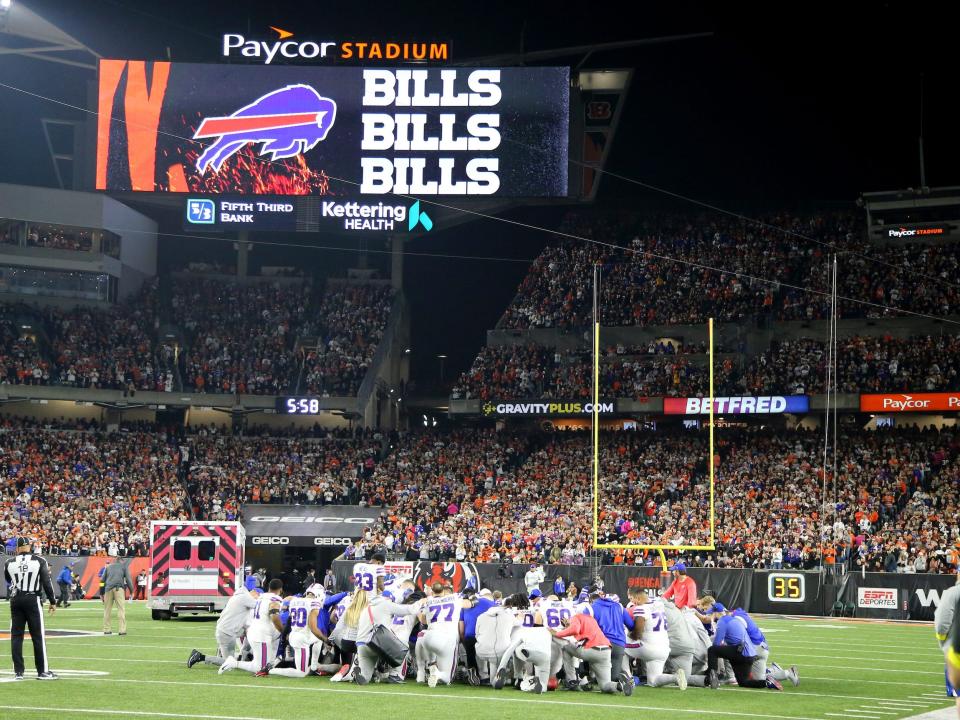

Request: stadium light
left=0, top=0, right=11, bottom=10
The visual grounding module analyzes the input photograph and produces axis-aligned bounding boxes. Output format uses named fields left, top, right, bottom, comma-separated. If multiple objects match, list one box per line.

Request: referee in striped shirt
left=3, top=537, right=58, bottom=680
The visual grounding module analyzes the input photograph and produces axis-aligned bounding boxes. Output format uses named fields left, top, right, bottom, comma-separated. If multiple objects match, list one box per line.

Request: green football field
left=0, top=600, right=952, bottom=720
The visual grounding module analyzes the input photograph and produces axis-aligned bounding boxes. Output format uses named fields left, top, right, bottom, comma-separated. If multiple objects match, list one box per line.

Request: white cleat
left=789, top=665, right=800, bottom=687
left=676, top=668, right=687, bottom=691
left=217, top=657, right=237, bottom=675
left=427, top=664, right=439, bottom=688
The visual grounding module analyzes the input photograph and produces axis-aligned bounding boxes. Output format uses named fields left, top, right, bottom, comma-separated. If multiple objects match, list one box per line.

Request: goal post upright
left=592, top=313, right=716, bottom=555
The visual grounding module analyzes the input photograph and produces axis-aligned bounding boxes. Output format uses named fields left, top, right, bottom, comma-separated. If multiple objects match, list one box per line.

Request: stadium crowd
left=300, top=283, right=394, bottom=396
left=497, top=211, right=960, bottom=330
left=0, top=418, right=957, bottom=575
left=451, top=344, right=738, bottom=401
left=452, top=331, right=960, bottom=401
left=0, top=425, right=187, bottom=557
left=0, top=276, right=394, bottom=397
left=174, top=277, right=310, bottom=395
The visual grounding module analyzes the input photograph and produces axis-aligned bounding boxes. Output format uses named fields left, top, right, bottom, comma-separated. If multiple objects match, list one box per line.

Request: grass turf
left=0, top=600, right=952, bottom=720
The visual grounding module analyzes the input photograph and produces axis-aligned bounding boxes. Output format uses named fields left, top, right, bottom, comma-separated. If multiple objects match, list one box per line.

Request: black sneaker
left=708, top=670, right=719, bottom=690
left=493, top=668, right=508, bottom=690
left=564, top=680, right=582, bottom=691
left=13, top=673, right=24, bottom=681
left=37, top=672, right=58, bottom=680
left=352, top=665, right=368, bottom=685
left=187, top=650, right=204, bottom=669
left=532, top=677, right=544, bottom=694
left=104, top=631, right=112, bottom=635
left=620, top=674, right=633, bottom=697
left=467, top=668, right=481, bottom=686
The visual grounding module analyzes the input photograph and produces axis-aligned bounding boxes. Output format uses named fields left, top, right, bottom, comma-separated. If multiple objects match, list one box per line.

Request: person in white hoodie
left=475, top=593, right=515, bottom=684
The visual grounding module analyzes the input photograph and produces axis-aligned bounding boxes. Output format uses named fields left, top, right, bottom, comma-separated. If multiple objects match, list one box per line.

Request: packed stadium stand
left=2, top=205, right=959, bottom=580
left=2, top=417, right=957, bottom=575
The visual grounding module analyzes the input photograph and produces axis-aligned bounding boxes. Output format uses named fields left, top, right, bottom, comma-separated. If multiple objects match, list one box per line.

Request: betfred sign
left=860, top=393, right=960, bottom=413
left=663, top=396, right=809, bottom=415
left=858, top=587, right=897, bottom=609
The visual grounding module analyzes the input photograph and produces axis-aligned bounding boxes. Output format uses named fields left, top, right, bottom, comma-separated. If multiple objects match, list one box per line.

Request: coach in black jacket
left=3, top=537, right=58, bottom=680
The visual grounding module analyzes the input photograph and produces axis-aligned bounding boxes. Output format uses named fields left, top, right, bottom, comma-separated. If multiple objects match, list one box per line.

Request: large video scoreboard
left=96, top=61, right=569, bottom=199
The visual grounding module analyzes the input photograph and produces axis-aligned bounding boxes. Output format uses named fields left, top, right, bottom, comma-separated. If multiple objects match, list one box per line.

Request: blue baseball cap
left=669, top=562, right=687, bottom=572
left=529, top=588, right=542, bottom=599
left=252, top=587, right=264, bottom=594
left=710, top=602, right=727, bottom=613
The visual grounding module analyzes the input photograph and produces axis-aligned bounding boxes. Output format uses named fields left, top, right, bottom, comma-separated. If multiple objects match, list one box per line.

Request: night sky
left=1, top=0, right=958, bottom=384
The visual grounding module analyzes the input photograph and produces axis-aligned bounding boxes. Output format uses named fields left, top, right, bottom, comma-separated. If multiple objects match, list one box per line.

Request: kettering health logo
left=408, top=201, right=433, bottom=231
left=193, top=85, right=337, bottom=173
left=320, top=200, right=432, bottom=232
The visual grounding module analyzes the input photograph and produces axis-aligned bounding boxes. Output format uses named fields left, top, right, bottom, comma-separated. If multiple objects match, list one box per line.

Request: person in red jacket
left=662, top=562, right=697, bottom=609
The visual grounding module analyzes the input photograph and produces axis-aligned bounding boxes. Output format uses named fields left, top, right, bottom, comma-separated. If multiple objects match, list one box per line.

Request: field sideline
left=0, top=600, right=952, bottom=720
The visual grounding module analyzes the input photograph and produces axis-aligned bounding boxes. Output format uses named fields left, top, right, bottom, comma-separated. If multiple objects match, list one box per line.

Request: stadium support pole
left=592, top=264, right=600, bottom=549
left=709, top=317, right=714, bottom=548
left=820, top=253, right=837, bottom=572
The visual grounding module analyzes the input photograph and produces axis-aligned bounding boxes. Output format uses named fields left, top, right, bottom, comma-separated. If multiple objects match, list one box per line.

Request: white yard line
left=774, top=640, right=943, bottom=657
left=87, top=677, right=831, bottom=720
left=0, top=707, right=273, bottom=720
left=49, top=655, right=183, bottom=664
left=857, top=707, right=900, bottom=715
left=803, top=676, right=939, bottom=688
left=779, top=653, right=938, bottom=666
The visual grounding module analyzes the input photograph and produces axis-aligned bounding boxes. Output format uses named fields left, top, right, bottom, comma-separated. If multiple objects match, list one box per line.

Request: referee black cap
left=16, top=537, right=33, bottom=548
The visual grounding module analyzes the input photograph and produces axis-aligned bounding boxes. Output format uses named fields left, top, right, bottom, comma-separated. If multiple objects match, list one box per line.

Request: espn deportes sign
left=858, top=587, right=897, bottom=608
left=663, top=395, right=809, bottom=415
left=860, top=392, right=960, bottom=413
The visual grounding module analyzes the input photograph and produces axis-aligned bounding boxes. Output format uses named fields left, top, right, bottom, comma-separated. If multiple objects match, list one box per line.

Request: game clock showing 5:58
left=768, top=573, right=805, bottom=602
left=276, top=397, right=324, bottom=414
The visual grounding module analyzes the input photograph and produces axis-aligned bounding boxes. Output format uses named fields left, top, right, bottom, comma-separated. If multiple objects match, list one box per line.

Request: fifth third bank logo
left=408, top=200, right=433, bottom=232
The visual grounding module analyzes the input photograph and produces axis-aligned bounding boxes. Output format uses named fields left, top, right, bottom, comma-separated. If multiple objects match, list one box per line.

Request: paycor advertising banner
left=96, top=60, right=569, bottom=197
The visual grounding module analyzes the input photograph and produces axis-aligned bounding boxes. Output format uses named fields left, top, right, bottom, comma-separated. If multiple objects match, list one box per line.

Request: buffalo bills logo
left=193, top=84, right=337, bottom=173
left=414, top=562, right=481, bottom=594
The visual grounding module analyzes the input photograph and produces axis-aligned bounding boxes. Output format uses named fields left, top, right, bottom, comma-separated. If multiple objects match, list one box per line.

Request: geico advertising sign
left=663, top=396, right=809, bottom=415
left=860, top=393, right=960, bottom=413
left=857, top=587, right=897, bottom=608
left=249, top=515, right=375, bottom=524
left=252, top=536, right=351, bottom=545
left=483, top=401, right=616, bottom=416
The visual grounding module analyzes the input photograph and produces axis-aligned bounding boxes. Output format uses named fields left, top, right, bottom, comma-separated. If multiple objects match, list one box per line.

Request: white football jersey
left=539, top=599, right=575, bottom=630
left=422, top=595, right=462, bottom=634
left=287, top=595, right=321, bottom=646
left=352, top=562, right=386, bottom=594
left=247, top=592, right=283, bottom=642
left=629, top=600, right=670, bottom=648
